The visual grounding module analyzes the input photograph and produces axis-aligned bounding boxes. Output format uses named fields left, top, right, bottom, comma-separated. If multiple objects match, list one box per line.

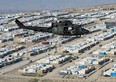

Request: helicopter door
left=64, top=27, right=69, bottom=34
left=64, top=27, right=73, bottom=34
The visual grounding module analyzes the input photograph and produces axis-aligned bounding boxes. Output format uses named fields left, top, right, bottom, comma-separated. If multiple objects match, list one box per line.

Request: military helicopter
left=15, top=19, right=89, bottom=36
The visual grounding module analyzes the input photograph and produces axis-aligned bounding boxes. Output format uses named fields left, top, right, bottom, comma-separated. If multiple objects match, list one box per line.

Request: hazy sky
left=0, top=0, right=116, bottom=11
